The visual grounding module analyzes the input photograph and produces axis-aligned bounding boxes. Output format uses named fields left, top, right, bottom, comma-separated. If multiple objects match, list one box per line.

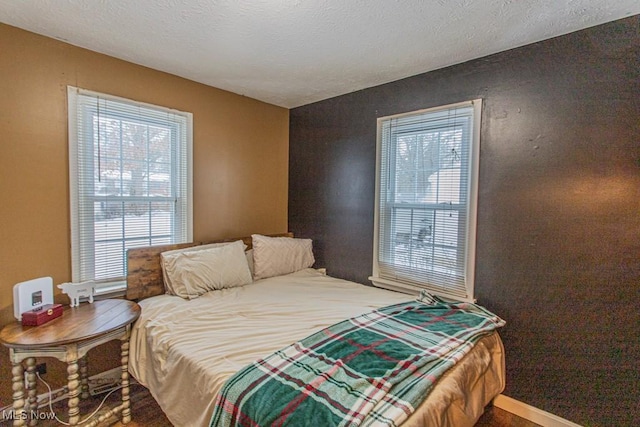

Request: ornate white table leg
left=79, top=356, right=90, bottom=400
left=120, top=336, right=131, bottom=424
left=24, top=357, right=38, bottom=426
left=11, top=361, right=26, bottom=427
left=67, top=351, right=80, bottom=426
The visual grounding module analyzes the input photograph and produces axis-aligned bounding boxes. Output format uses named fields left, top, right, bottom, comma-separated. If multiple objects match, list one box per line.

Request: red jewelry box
left=21, top=303, right=64, bottom=326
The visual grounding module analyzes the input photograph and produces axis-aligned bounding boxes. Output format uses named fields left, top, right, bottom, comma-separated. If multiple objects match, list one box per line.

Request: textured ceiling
left=1, top=1, right=638, bottom=108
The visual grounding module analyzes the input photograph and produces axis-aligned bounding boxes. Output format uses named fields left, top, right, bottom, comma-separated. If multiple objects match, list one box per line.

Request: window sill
left=60, top=281, right=126, bottom=306
left=368, top=276, right=475, bottom=303
left=93, top=280, right=127, bottom=298
left=368, top=276, right=418, bottom=296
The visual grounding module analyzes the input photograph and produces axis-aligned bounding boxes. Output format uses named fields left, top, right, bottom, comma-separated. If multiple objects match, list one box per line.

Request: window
left=68, top=87, right=192, bottom=294
left=370, top=100, right=481, bottom=301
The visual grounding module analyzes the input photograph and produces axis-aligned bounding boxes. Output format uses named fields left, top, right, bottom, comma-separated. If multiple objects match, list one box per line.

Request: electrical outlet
left=36, top=363, right=46, bottom=375
left=23, top=363, right=47, bottom=385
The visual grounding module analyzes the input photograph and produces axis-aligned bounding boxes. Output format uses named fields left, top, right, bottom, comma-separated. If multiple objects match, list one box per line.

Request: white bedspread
left=129, top=268, right=504, bottom=427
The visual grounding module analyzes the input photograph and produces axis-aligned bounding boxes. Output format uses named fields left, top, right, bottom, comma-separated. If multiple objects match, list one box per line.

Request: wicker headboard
left=126, top=232, right=293, bottom=301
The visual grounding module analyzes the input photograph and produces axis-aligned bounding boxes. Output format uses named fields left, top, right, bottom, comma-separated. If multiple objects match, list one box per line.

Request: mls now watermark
left=2, top=409, right=56, bottom=421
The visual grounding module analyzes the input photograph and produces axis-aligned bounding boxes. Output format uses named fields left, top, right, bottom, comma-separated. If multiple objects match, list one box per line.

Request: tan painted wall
left=0, top=23, right=289, bottom=406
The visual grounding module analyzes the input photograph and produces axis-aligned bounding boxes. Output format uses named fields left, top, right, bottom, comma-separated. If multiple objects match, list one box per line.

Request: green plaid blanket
left=210, top=293, right=505, bottom=427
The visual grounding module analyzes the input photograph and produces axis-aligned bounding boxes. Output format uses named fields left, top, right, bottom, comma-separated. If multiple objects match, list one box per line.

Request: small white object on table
left=57, top=282, right=95, bottom=307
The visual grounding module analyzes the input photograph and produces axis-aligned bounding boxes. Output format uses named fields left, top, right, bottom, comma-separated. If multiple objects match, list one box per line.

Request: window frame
left=370, top=99, right=482, bottom=302
left=67, top=86, right=193, bottom=294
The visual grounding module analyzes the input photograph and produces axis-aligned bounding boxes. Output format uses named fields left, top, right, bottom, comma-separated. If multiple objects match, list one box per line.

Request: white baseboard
left=494, top=394, right=583, bottom=427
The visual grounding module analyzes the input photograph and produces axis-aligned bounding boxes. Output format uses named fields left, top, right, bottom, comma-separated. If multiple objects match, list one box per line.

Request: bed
left=125, top=233, right=505, bottom=427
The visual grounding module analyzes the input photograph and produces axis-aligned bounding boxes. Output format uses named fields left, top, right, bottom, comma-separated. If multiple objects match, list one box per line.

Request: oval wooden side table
left=0, top=299, right=140, bottom=427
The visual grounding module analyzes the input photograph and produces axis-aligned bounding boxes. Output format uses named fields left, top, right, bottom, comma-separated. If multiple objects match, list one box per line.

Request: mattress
left=129, top=268, right=505, bottom=427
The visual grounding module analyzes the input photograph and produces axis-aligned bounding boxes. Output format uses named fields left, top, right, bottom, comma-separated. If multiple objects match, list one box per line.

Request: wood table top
left=0, top=299, right=140, bottom=349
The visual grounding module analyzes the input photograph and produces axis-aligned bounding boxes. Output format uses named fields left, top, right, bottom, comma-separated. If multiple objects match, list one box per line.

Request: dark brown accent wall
left=289, top=16, right=640, bottom=426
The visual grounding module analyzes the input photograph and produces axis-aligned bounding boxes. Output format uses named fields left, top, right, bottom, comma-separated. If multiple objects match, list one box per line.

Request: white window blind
left=68, top=87, right=193, bottom=293
left=371, top=100, right=481, bottom=301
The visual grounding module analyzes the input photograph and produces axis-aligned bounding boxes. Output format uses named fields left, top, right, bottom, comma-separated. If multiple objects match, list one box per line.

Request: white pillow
left=161, top=241, right=246, bottom=258
left=161, top=240, right=252, bottom=299
left=161, top=241, right=247, bottom=295
left=251, top=234, right=315, bottom=280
